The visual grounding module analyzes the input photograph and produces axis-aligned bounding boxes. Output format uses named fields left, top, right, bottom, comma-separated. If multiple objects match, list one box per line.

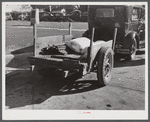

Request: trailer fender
left=92, top=40, right=112, bottom=59
left=90, top=40, right=113, bottom=70
left=80, top=40, right=112, bottom=71
left=123, top=31, right=140, bottom=49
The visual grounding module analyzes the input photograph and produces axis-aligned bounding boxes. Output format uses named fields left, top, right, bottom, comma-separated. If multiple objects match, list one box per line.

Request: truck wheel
left=126, top=38, right=137, bottom=61
left=97, top=47, right=113, bottom=86
left=36, top=66, right=56, bottom=78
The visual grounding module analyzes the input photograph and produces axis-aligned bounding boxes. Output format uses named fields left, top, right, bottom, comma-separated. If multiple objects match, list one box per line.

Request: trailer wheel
left=126, top=38, right=137, bottom=61
left=36, top=66, right=56, bottom=78
left=97, top=47, right=113, bottom=86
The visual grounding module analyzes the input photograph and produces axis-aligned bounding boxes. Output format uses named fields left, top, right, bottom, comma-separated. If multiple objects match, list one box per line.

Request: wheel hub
left=104, top=63, right=111, bottom=78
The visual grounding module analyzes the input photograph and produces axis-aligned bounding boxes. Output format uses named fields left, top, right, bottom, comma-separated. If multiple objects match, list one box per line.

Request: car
left=83, top=5, right=145, bottom=60
left=39, top=12, right=51, bottom=21
left=80, top=12, right=88, bottom=22
left=18, top=12, right=30, bottom=21
left=67, top=10, right=81, bottom=21
left=5, top=12, right=13, bottom=21
left=50, top=11, right=68, bottom=22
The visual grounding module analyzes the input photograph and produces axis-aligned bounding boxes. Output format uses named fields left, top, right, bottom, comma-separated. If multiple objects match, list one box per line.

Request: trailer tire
left=126, top=38, right=137, bottom=61
left=36, top=66, right=56, bottom=78
left=97, top=47, right=113, bottom=86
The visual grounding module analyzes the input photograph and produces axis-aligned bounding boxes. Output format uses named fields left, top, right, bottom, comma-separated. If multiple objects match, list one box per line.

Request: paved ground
left=5, top=50, right=145, bottom=110
left=5, top=21, right=146, bottom=110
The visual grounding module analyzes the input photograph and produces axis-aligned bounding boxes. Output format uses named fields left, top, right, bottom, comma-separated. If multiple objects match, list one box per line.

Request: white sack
left=66, top=37, right=91, bottom=54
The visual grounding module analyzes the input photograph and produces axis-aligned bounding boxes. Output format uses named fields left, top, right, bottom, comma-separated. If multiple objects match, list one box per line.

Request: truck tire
left=36, top=66, right=56, bottom=78
left=97, top=47, right=113, bottom=86
left=126, top=38, right=137, bottom=61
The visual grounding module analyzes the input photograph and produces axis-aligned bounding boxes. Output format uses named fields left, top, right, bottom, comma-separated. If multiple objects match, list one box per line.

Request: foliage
left=30, top=5, right=80, bottom=13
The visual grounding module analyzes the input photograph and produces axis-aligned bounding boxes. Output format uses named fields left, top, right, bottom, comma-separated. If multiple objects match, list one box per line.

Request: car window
left=96, top=8, right=115, bottom=18
left=44, top=13, right=49, bottom=16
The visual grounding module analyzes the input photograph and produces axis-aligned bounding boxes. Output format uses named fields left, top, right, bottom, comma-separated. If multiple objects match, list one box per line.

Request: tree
left=30, top=5, right=80, bottom=13
left=22, top=5, right=31, bottom=9
left=31, top=5, right=50, bottom=11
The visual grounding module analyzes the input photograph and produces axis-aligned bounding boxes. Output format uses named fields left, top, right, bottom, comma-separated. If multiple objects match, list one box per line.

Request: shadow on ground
left=114, top=58, right=145, bottom=68
left=5, top=46, right=145, bottom=109
left=6, top=70, right=101, bottom=109
left=6, top=46, right=33, bottom=68
left=11, top=45, right=33, bottom=55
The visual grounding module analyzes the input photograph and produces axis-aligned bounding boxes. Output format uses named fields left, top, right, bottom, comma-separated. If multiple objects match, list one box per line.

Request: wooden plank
left=51, top=54, right=81, bottom=60
left=63, top=35, right=73, bottom=43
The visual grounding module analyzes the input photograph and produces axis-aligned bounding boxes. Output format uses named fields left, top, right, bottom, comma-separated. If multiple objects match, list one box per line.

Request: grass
left=5, top=21, right=88, bottom=54
left=6, top=21, right=88, bottom=29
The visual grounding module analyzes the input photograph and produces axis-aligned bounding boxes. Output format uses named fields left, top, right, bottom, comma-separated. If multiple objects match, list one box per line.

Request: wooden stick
left=33, top=23, right=37, bottom=57
left=112, top=28, right=117, bottom=52
left=87, top=27, right=95, bottom=72
left=69, top=22, right=72, bottom=35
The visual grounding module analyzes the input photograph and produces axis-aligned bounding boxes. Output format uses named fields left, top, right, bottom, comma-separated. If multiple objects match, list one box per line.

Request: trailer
left=28, top=5, right=145, bottom=86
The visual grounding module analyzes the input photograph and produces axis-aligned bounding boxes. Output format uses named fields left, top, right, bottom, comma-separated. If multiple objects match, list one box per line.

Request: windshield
left=96, top=8, right=114, bottom=18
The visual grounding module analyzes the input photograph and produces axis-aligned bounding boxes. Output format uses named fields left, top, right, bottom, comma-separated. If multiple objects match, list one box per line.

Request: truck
left=28, top=5, right=145, bottom=86
left=83, top=5, right=145, bottom=60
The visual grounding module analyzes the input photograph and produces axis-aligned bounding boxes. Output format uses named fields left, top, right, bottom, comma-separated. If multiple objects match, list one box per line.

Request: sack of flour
left=66, top=37, right=91, bottom=54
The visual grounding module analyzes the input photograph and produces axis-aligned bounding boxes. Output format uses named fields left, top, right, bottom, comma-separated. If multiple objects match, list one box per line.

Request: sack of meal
left=65, top=37, right=91, bottom=54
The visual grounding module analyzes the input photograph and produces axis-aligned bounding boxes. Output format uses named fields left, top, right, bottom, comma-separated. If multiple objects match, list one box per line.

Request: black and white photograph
left=3, top=2, right=148, bottom=120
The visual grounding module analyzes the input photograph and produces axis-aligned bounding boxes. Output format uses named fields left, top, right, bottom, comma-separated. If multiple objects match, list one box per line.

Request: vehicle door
left=129, top=6, right=145, bottom=46
left=129, top=7, right=141, bottom=32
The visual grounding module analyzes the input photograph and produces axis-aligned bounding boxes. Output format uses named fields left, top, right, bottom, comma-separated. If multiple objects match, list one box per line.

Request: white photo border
left=2, top=1, right=148, bottom=120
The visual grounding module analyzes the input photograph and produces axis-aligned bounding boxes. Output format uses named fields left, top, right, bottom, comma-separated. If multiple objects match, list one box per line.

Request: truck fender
left=123, top=31, right=140, bottom=49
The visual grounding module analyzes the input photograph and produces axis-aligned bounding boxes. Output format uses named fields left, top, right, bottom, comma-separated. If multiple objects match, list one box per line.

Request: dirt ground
left=5, top=49, right=145, bottom=110
left=5, top=21, right=146, bottom=110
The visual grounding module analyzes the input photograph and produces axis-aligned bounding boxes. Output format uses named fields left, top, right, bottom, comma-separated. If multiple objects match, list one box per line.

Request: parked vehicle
left=83, top=5, right=145, bottom=60
left=11, top=12, right=30, bottom=21
left=50, top=11, right=68, bottom=22
left=67, top=10, right=81, bottom=22
left=11, top=11, right=19, bottom=20
left=80, top=12, right=88, bottom=22
left=39, top=12, right=51, bottom=21
left=5, top=12, right=13, bottom=21
left=26, top=12, right=31, bottom=21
